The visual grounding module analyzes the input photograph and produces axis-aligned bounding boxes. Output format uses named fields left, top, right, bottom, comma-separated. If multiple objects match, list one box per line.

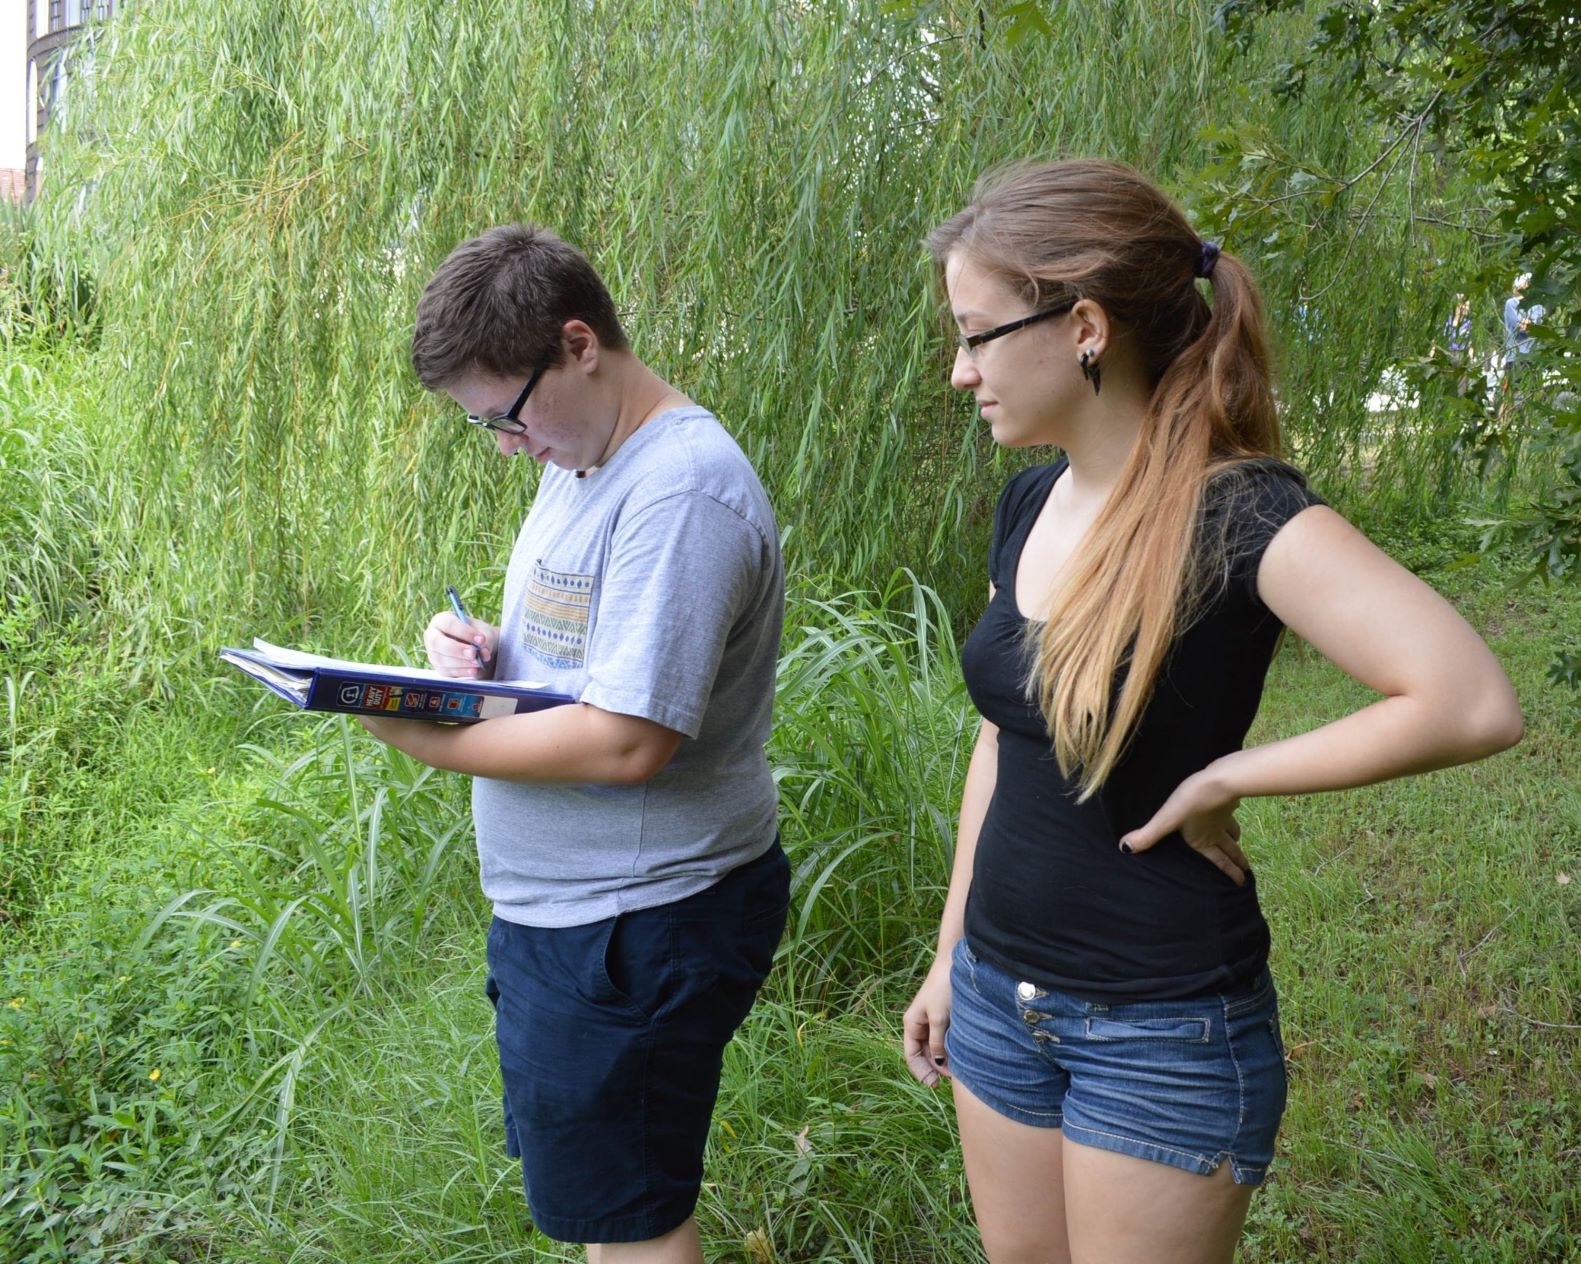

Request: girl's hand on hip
left=1120, top=767, right=1250, bottom=886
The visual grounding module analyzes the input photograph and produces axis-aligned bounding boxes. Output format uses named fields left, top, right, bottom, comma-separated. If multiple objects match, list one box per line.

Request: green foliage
left=6, top=3, right=1579, bottom=1260
left=0, top=899, right=251, bottom=1263
left=21, top=0, right=1483, bottom=661
left=144, top=722, right=474, bottom=1009
left=0, top=348, right=105, bottom=626
left=772, top=575, right=970, bottom=990
left=0, top=699, right=482, bottom=1261
left=0, top=213, right=98, bottom=345
left=1213, top=0, right=1581, bottom=694
left=0, top=601, right=117, bottom=919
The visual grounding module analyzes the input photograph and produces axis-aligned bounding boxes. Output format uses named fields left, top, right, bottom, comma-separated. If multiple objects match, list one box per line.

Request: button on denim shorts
left=945, top=938, right=1288, bottom=1184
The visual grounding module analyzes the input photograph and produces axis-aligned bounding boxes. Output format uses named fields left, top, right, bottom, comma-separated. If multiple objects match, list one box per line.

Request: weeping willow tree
left=22, top=0, right=1490, bottom=665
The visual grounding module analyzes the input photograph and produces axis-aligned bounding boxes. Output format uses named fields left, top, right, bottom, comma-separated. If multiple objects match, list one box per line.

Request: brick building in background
left=24, top=0, right=115, bottom=202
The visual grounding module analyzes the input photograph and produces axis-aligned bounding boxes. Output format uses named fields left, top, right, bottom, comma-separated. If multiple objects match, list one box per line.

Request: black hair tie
left=1195, top=240, right=1221, bottom=280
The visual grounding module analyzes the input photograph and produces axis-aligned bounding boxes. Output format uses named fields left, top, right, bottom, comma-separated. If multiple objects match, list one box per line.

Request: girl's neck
left=1057, top=396, right=1147, bottom=508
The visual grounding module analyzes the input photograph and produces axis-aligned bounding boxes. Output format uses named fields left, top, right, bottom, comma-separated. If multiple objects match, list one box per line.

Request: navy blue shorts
left=484, top=841, right=789, bottom=1244
left=945, top=938, right=1288, bottom=1184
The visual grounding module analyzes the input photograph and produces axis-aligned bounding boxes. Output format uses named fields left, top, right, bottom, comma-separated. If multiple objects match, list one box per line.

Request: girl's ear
left=1069, top=298, right=1112, bottom=360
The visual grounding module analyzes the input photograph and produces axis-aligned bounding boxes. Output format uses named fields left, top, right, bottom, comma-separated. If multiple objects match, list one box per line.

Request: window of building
left=26, top=65, right=38, bottom=144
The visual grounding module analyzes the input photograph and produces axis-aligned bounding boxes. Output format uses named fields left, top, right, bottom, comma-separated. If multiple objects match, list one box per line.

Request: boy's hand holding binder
left=361, top=608, right=500, bottom=743
left=425, top=609, right=500, bottom=679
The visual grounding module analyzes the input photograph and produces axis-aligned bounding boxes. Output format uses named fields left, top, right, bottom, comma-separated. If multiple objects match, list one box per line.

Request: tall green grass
left=773, top=576, right=969, bottom=991
left=3, top=554, right=1574, bottom=1262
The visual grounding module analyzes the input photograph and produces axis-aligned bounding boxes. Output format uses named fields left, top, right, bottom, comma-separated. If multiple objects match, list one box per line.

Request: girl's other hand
left=903, top=953, right=956, bottom=1088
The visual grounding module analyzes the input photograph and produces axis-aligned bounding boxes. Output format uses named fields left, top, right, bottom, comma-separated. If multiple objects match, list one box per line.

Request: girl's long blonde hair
left=930, top=159, right=1284, bottom=799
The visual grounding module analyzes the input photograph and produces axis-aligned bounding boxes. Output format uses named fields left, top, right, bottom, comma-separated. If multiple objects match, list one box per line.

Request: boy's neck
left=589, top=357, right=693, bottom=472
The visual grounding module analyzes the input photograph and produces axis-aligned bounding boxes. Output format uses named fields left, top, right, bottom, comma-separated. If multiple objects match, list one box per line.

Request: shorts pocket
left=741, top=849, right=792, bottom=930
left=595, top=911, right=669, bottom=1023
left=1223, top=972, right=1276, bottom=1018
left=1084, top=1016, right=1212, bottom=1043
left=951, top=938, right=981, bottom=992
left=1267, top=1001, right=1287, bottom=1061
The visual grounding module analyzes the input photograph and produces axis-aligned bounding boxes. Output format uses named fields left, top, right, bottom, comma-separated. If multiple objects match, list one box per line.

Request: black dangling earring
left=1079, top=350, right=1102, bottom=397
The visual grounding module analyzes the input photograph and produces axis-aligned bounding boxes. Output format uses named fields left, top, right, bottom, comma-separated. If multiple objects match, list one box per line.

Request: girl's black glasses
left=960, top=299, right=1077, bottom=359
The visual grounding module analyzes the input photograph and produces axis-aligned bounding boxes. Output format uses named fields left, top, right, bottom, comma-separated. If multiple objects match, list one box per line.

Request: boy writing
left=360, top=225, right=787, bottom=1262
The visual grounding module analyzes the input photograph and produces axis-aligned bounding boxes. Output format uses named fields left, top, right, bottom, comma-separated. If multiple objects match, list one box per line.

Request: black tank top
left=960, top=458, right=1325, bottom=1000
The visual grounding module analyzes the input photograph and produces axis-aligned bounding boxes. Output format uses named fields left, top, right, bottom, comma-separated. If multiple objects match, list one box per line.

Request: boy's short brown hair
left=411, top=225, right=629, bottom=390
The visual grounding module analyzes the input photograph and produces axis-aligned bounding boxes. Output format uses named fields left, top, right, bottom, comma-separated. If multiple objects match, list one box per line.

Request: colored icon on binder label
left=442, top=693, right=485, bottom=718
left=365, top=685, right=388, bottom=708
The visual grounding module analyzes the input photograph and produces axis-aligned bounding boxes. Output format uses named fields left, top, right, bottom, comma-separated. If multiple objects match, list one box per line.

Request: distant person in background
left=1501, top=273, right=1546, bottom=410
left=1433, top=293, right=1474, bottom=396
left=1502, top=273, right=1531, bottom=365
left=902, top=159, right=1524, bottom=1264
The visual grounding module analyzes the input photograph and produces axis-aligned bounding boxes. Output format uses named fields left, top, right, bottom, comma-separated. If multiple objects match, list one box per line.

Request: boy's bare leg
left=590, top=1216, right=703, bottom=1264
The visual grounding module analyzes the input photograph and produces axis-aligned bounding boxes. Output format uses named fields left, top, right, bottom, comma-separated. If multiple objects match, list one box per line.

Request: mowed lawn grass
left=1239, top=555, right=1579, bottom=1262
left=4, top=550, right=1576, bottom=1263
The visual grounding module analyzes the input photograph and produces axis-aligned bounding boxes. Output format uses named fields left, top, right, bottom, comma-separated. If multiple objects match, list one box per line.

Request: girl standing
left=902, top=160, right=1522, bottom=1264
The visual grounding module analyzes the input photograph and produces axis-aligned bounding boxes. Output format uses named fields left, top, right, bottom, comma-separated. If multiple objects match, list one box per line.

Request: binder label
left=347, top=683, right=416, bottom=713
left=351, top=685, right=484, bottom=718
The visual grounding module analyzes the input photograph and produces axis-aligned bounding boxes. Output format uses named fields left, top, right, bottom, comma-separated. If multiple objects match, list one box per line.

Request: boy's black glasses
left=465, top=365, right=545, bottom=434
left=960, top=299, right=1077, bottom=359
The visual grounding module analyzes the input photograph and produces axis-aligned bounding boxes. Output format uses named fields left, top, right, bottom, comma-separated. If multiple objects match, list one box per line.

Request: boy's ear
left=561, top=319, right=599, bottom=368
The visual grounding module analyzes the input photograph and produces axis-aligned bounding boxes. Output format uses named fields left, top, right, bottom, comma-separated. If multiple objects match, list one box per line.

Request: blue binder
left=220, top=640, right=572, bottom=724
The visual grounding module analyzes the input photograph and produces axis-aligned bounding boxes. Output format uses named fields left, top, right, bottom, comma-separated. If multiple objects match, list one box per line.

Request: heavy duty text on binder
left=220, top=639, right=573, bottom=723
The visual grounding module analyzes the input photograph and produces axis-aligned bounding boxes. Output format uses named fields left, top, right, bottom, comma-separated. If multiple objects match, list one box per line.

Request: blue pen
left=446, top=585, right=485, bottom=667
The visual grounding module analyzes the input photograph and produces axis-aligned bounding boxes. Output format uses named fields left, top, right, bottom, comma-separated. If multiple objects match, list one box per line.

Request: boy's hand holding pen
left=424, top=586, right=500, bottom=679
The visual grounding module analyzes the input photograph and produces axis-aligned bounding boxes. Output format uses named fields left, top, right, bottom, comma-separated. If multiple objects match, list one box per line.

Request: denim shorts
left=945, top=938, right=1288, bottom=1184
left=484, top=841, right=789, bottom=1243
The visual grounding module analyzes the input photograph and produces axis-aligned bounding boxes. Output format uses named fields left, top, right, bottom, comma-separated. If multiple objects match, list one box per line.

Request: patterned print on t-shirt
left=521, top=562, right=592, bottom=669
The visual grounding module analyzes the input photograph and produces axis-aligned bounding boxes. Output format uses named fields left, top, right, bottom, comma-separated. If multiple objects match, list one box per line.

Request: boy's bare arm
left=359, top=703, right=684, bottom=785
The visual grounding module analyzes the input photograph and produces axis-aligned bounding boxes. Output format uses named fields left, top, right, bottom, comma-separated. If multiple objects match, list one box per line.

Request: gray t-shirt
left=474, top=406, right=783, bottom=927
